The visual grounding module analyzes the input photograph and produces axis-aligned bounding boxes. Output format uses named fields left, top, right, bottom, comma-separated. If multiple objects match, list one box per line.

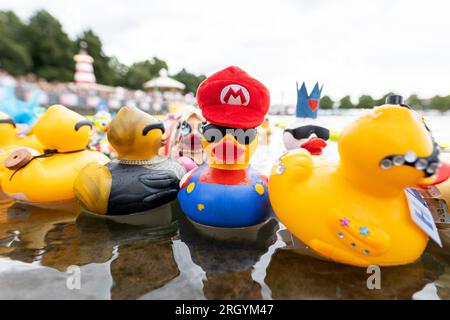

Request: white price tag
left=405, top=188, right=442, bottom=247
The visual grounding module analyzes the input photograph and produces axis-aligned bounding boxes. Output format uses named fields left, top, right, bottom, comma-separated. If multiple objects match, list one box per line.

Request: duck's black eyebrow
left=142, top=123, right=165, bottom=136
left=74, top=120, right=93, bottom=131
left=0, top=118, right=16, bottom=128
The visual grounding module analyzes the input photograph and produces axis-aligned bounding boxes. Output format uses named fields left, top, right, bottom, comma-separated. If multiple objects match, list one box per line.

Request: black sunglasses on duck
left=201, top=124, right=257, bottom=145
left=284, top=125, right=330, bottom=141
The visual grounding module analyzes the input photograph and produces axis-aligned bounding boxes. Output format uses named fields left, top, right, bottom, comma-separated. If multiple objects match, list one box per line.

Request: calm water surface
left=0, top=114, right=449, bottom=300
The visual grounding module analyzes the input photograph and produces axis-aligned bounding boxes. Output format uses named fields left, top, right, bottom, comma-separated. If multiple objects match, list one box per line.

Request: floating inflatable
left=0, top=105, right=109, bottom=204
left=269, top=95, right=450, bottom=267
left=74, top=106, right=186, bottom=217
left=178, top=66, right=271, bottom=233
left=283, top=82, right=330, bottom=155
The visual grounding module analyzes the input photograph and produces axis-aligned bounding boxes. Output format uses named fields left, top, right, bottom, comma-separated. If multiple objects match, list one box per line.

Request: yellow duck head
left=107, top=106, right=164, bottom=161
left=32, top=105, right=92, bottom=153
left=201, top=124, right=258, bottom=170
left=0, top=112, right=18, bottom=147
left=339, top=103, right=446, bottom=192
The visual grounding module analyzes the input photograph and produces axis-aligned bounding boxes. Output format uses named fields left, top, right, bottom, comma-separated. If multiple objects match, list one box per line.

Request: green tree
left=375, top=92, right=396, bottom=106
left=406, top=94, right=423, bottom=110
left=429, top=95, right=450, bottom=112
left=319, top=95, right=334, bottom=110
left=0, top=11, right=32, bottom=75
left=109, top=56, right=129, bottom=87
left=25, top=10, right=75, bottom=81
left=339, top=95, right=354, bottom=109
left=172, top=68, right=206, bottom=94
left=76, top=29, right=115, bottom=85
left=356, top=95, right=376, bottom=109
left=124, top=57, right=168, bottom=89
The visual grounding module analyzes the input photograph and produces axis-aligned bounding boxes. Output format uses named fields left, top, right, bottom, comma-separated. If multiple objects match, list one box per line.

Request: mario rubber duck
left=269, top=96, right=450, bottom=267
left=74, top=106, right=185, bottom=216
left=178, top=66, right=271, bottom=229
left=1, top=105, right=109, bottom=204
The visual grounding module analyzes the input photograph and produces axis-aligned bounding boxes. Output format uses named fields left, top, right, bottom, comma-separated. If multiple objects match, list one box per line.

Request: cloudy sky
left=2, top=0, right=450, bottom=104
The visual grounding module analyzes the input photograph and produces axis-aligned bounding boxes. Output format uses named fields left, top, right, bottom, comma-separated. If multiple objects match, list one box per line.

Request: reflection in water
left=178, top=215, right=279, bottom=300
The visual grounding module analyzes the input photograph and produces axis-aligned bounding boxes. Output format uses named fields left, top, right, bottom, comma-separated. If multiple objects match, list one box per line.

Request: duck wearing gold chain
left=1, top=105, right=109, bottom=204
left=269, top=96, right=450, bottom=267
left=74, top=106, right=186, bottom=216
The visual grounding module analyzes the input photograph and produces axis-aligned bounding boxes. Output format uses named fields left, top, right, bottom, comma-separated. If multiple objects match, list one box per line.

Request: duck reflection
left=265, top=230, right=439, bottom=299
left=45, top=203, right=181, bottom=299
left=0, top=201, right=80, bottom=259
left=0, top=199, right=182, bottom=300
left=178, top=215, right=278, bottom=299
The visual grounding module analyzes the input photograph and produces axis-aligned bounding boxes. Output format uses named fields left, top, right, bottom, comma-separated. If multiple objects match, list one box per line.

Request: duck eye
left=179, top=121, right=192, bottom=137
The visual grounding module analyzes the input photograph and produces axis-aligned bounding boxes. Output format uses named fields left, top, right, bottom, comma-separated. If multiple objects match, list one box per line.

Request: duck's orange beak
left=301, top=137, right=327, bottom=156
left=212, top=138, right=245, bottom=164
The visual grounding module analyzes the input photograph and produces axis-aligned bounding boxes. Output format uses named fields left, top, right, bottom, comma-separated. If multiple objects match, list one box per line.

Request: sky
left=2, top=0, right=450, bottom=104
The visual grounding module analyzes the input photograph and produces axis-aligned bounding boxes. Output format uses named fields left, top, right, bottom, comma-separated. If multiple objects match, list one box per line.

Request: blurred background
left=1, top=0, right=450, bottom=116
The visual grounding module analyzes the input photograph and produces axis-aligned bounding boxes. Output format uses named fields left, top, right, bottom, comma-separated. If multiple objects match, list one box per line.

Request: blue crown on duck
left=296, top=82, right=323, bottom=119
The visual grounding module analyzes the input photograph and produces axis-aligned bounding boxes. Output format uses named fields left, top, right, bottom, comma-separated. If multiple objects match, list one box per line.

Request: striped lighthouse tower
left=74, top=42, right=96, bottom=85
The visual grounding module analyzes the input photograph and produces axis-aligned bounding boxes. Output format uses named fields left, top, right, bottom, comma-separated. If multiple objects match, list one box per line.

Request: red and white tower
left=73, top=42, right=96, bottom=85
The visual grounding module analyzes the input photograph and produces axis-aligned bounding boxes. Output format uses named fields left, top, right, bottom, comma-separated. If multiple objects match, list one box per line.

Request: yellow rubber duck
left=0, top=112, right=42, bottom=152
left=74, top=106, right=185, bottom=216
left=269, top=97, right=447, bottom=267
left=0, top=105, right=109, bottom=204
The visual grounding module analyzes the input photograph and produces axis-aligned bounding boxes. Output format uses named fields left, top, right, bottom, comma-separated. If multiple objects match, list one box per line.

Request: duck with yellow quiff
left=178, top=66, right=271, bottom=233
left=74, top=106, right=186, bottom=217
left=0, top=105, right=109, bottom=204
left=269, top=95, right=450, bottom=267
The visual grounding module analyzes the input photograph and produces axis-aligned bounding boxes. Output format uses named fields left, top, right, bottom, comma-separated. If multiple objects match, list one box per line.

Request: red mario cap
left=196, top=66, right=270, bottom=129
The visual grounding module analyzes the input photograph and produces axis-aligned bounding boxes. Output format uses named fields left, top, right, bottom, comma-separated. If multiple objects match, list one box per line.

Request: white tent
left=143, top=69, right=185, bottom=91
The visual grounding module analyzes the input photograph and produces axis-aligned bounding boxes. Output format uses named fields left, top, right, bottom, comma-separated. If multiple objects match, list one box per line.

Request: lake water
left=0, top=113, right=449, bottom=300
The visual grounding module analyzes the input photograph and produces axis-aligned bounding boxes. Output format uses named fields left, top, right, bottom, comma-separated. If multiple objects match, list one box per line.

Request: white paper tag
left=405, top=188, right=442, bottom=247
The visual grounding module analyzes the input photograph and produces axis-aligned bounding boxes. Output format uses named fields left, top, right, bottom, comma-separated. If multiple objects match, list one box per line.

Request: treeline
left=320, top=93, right=450, bottom=111
left=0, top=10, right=205, bottom=93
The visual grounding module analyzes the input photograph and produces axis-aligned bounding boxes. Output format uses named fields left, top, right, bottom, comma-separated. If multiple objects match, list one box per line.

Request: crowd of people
left=0, top=70, right=195, bottom=114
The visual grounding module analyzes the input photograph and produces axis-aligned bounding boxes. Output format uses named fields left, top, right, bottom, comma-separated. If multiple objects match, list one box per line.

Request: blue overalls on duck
left=178, top=163, right=270, bottom=227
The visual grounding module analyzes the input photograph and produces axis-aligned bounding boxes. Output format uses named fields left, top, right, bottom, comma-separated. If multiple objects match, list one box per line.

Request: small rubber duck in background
left=283, top=82, right=330, bottom=156
left=90, top=110, right=116, bottom=158
left=178, top=66, right=271, bottom=231
left=1, top=105, right=109, bottom=204
left=0, top=112, right=42, bottom=153
left=258, top=117, right=272, bottom=145
left=270, top=95, right=450, bottom=267
left=74, top=106, right=186, bottom=216
left=168, top=105, right=207, bottom=172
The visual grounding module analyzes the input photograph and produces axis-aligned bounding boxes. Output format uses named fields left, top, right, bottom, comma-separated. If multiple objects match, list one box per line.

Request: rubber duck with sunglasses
left=74, top=106, right=186, bottom=217
left=270, top=95, right=450, bottom=267
left=283, top=82, right=330, bottom=155
left=178, top=66, right=272, bottom=233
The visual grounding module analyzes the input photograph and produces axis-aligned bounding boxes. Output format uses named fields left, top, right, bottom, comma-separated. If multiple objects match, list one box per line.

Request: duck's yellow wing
left=73, top=163, right=112, bottom=215
left=309, top=211, right=392, bottom=267
left=270, top=149, right=314, bottom=181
